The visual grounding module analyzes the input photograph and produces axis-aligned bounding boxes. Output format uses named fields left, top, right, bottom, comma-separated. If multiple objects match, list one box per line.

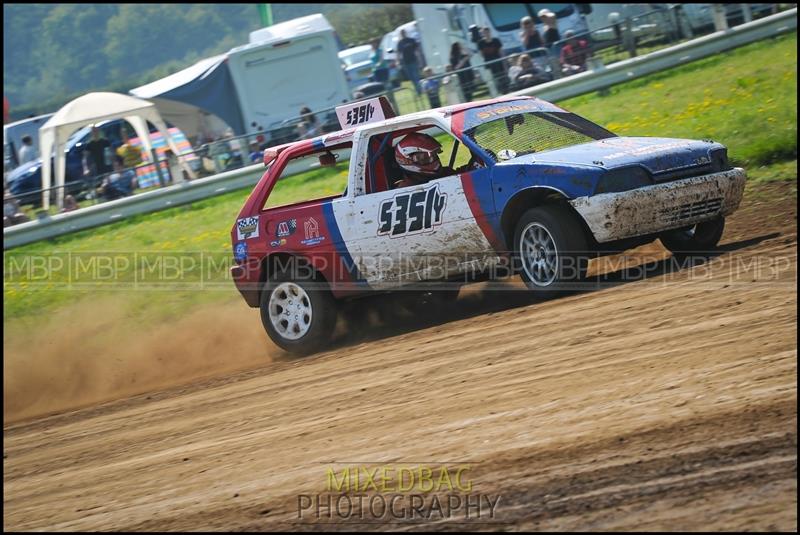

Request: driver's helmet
left=394, top=133, right=443, bottom=176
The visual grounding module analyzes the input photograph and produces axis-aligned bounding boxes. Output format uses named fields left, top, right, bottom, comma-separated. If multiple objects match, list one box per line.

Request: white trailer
left=132, top=14, right=351, bottom=144
left=227, top=14, right=352, bottom=136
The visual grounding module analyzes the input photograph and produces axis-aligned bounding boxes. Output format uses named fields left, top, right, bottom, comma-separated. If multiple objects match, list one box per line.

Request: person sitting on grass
left=560, top=30, right=592, bottom=75
left=97, top=155, right=135, bottom=201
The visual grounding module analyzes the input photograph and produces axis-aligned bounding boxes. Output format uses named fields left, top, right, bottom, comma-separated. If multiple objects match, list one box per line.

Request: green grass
left=560, top=32, right=797, bottom=168
left=4, top=32, right=797, bottom=323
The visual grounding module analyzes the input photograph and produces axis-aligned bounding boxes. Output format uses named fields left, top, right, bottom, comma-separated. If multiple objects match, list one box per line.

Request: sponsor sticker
left=270, top=238, right=287, bottom=248
left=237, top=216, right=260, bottom=240
left=276, top=218, right=297, bottom=238
left=234, top=242, right=248, bottom=263
left=300, top=217, right=326, bottom=246
left=378, top=183, right=447, bottom=237
left=335, top=97, right=387, bottom=129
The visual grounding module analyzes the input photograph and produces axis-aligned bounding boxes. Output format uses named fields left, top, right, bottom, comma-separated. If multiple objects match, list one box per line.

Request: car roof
left=299, top=96, right=559, bottom=150
left=338, top=44, right=373, bottom=58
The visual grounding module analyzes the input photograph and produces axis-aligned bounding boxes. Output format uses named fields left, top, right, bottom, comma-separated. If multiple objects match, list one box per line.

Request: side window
left=263, top=144, right=351, bottom=209
left=363, top=125, right=483, bottom=193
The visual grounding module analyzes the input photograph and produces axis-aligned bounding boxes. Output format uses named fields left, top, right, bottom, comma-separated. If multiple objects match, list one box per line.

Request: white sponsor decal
left=335, top=97, right=386, bottom=129
left=237, top=216, right=260, bottom=240
left=301, top=217, right=326, bottom=246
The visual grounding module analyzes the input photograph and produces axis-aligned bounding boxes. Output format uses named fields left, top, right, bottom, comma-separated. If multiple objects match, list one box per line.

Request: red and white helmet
left=394, top=133, right=443, bottom=176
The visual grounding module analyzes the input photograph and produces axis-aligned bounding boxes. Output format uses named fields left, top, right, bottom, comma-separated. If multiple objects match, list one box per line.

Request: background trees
left=3, top=3, right=413, bottom=120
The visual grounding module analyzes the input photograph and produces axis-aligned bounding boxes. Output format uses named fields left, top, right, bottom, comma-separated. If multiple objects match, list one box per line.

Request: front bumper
left=570, top=168, right=746, bottom=243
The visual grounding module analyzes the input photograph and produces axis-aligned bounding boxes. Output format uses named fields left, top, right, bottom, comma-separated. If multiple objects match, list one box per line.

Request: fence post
left=712, top=4, right=729, bottom=31
left=740, top=4, right=753, bottom=23
left=623, top=17, right=637, bottom=58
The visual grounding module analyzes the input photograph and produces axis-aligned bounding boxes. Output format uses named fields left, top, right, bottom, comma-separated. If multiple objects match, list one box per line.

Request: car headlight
left=709, top=148, right=731, bottom=172
left=595, top=166, right=652, bottom=195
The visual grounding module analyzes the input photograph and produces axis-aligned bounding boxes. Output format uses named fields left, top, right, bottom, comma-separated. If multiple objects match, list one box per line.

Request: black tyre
left=660, top=217, right=725, bottom=254
left=513, top=206, right=589, bottom=296
left=260, top=266, right=338, bottom=355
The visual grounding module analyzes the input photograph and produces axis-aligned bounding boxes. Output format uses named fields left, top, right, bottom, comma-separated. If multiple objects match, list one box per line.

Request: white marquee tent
left=39, top=92, right=184, bottom=210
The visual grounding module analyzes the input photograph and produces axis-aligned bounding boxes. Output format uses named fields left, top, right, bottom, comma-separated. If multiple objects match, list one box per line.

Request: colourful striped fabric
left=129, top=129, right=198, bottom=188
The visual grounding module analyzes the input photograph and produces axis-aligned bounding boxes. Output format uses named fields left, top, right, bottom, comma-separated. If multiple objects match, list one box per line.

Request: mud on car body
left=231, top=95, right=746, bottom=353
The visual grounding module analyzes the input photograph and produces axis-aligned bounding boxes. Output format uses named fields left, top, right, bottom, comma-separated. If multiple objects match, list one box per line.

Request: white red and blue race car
left=231, top=95, right=746, bottom=353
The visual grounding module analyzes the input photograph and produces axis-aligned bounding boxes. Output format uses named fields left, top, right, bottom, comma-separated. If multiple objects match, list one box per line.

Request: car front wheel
left=660, top=217, right=725, bottom=254
left=513, top=206, right=589, bottom=296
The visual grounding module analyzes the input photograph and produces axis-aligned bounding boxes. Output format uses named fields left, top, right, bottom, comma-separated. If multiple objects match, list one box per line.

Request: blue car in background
left=338, top=44, right=377, bottom=95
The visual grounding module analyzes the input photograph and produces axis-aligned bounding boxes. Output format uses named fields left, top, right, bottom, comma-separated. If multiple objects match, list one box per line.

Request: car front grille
left=659, top=197, right=723, bottom=223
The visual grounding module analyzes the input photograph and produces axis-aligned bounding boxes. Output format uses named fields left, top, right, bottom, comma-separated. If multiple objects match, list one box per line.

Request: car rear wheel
left=513, top=206, right=589, bottom=296
left=260, top=268, right=337, bottom=355
left=660, top=217, right=725, bottom=254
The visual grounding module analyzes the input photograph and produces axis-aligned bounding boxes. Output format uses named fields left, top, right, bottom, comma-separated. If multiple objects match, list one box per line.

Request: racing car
left=231, top=95, right=746, bottom=353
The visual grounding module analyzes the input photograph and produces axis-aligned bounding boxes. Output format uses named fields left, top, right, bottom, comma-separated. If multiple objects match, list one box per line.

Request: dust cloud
left=4, top=297, right=275, bottom=423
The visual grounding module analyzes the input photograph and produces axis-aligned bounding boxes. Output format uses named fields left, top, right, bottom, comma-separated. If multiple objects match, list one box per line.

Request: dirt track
left=3, top=182, right=797, bottom=531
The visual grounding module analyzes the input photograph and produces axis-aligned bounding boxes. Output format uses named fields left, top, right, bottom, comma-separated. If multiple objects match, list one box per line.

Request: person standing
left=420, top=66, right=442, bottom=109
left=519, top=16, right=543, bottom=52
left=18, top=135, right=36, bottom=165
left=540, top=10, right=561, bottom=49
left=449, top=42, right=475, bottom=103
left=477, top=27, right=509, bottom=94
left=396, top=29, right=422, bottom=95
left=116, top=127, right=143, bottom=170
left=83, top=126, right=112, bottom=179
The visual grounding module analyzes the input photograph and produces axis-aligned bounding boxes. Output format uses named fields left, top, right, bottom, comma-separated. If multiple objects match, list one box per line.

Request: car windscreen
left=464, top=111, right=615, bottom=162
left=340, top=49, right=373, bottom=66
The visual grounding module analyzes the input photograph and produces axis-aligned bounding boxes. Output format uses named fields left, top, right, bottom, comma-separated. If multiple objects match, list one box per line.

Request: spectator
left=449, top=42, right=476, bottom=102
left=163, top=149, right=184, bottom=183
left=560, top=30, right=592, bottom=74
left=116, top=127, right=143, bottom=170
left=249, top=141, right=263, bottom=163
left=539, top=10, right=561, bottom=49
left=519, top=16, right=543, bottom=52
left=61, top=195, right=79, bottom=213
left=3, top=190, right=29, bottom=227
left=98, top=155, right=135, bottom=200
left=508, top=54, right=549, bottom=90
left=420, top=66, right=442, bottom=109
left=83, top=126, right=112, bottom=179
left=477, top=27, right=509, bottom=94
left=18, top=135, right=36, bottom=165
left=441, top=64, right=465, bottom=105
left=370, top=38, right=390, bottom=85
left=397, top=29, right=423, bottom=95
left=297, top=107, right=320, bottom=139
left=208, top=135, right=232, bottom=174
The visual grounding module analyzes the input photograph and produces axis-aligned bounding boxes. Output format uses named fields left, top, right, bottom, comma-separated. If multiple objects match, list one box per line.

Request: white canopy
left=39, top=92, right=184, bottom=210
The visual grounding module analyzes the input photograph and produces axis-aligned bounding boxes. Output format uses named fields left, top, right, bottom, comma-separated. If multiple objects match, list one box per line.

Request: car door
left=333, top=127, right=500, bottom=290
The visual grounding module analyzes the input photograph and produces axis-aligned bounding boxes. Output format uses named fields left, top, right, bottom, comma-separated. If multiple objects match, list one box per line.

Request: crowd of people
left=399, top=10, right=594, bottom=109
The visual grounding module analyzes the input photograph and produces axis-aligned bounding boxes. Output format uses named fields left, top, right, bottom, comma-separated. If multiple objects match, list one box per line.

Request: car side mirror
left=319, top=152, right=337, bottom=167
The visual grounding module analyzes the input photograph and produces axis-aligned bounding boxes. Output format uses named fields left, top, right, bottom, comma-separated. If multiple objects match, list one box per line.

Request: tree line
left=3, top=3, right=412, bottom=121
